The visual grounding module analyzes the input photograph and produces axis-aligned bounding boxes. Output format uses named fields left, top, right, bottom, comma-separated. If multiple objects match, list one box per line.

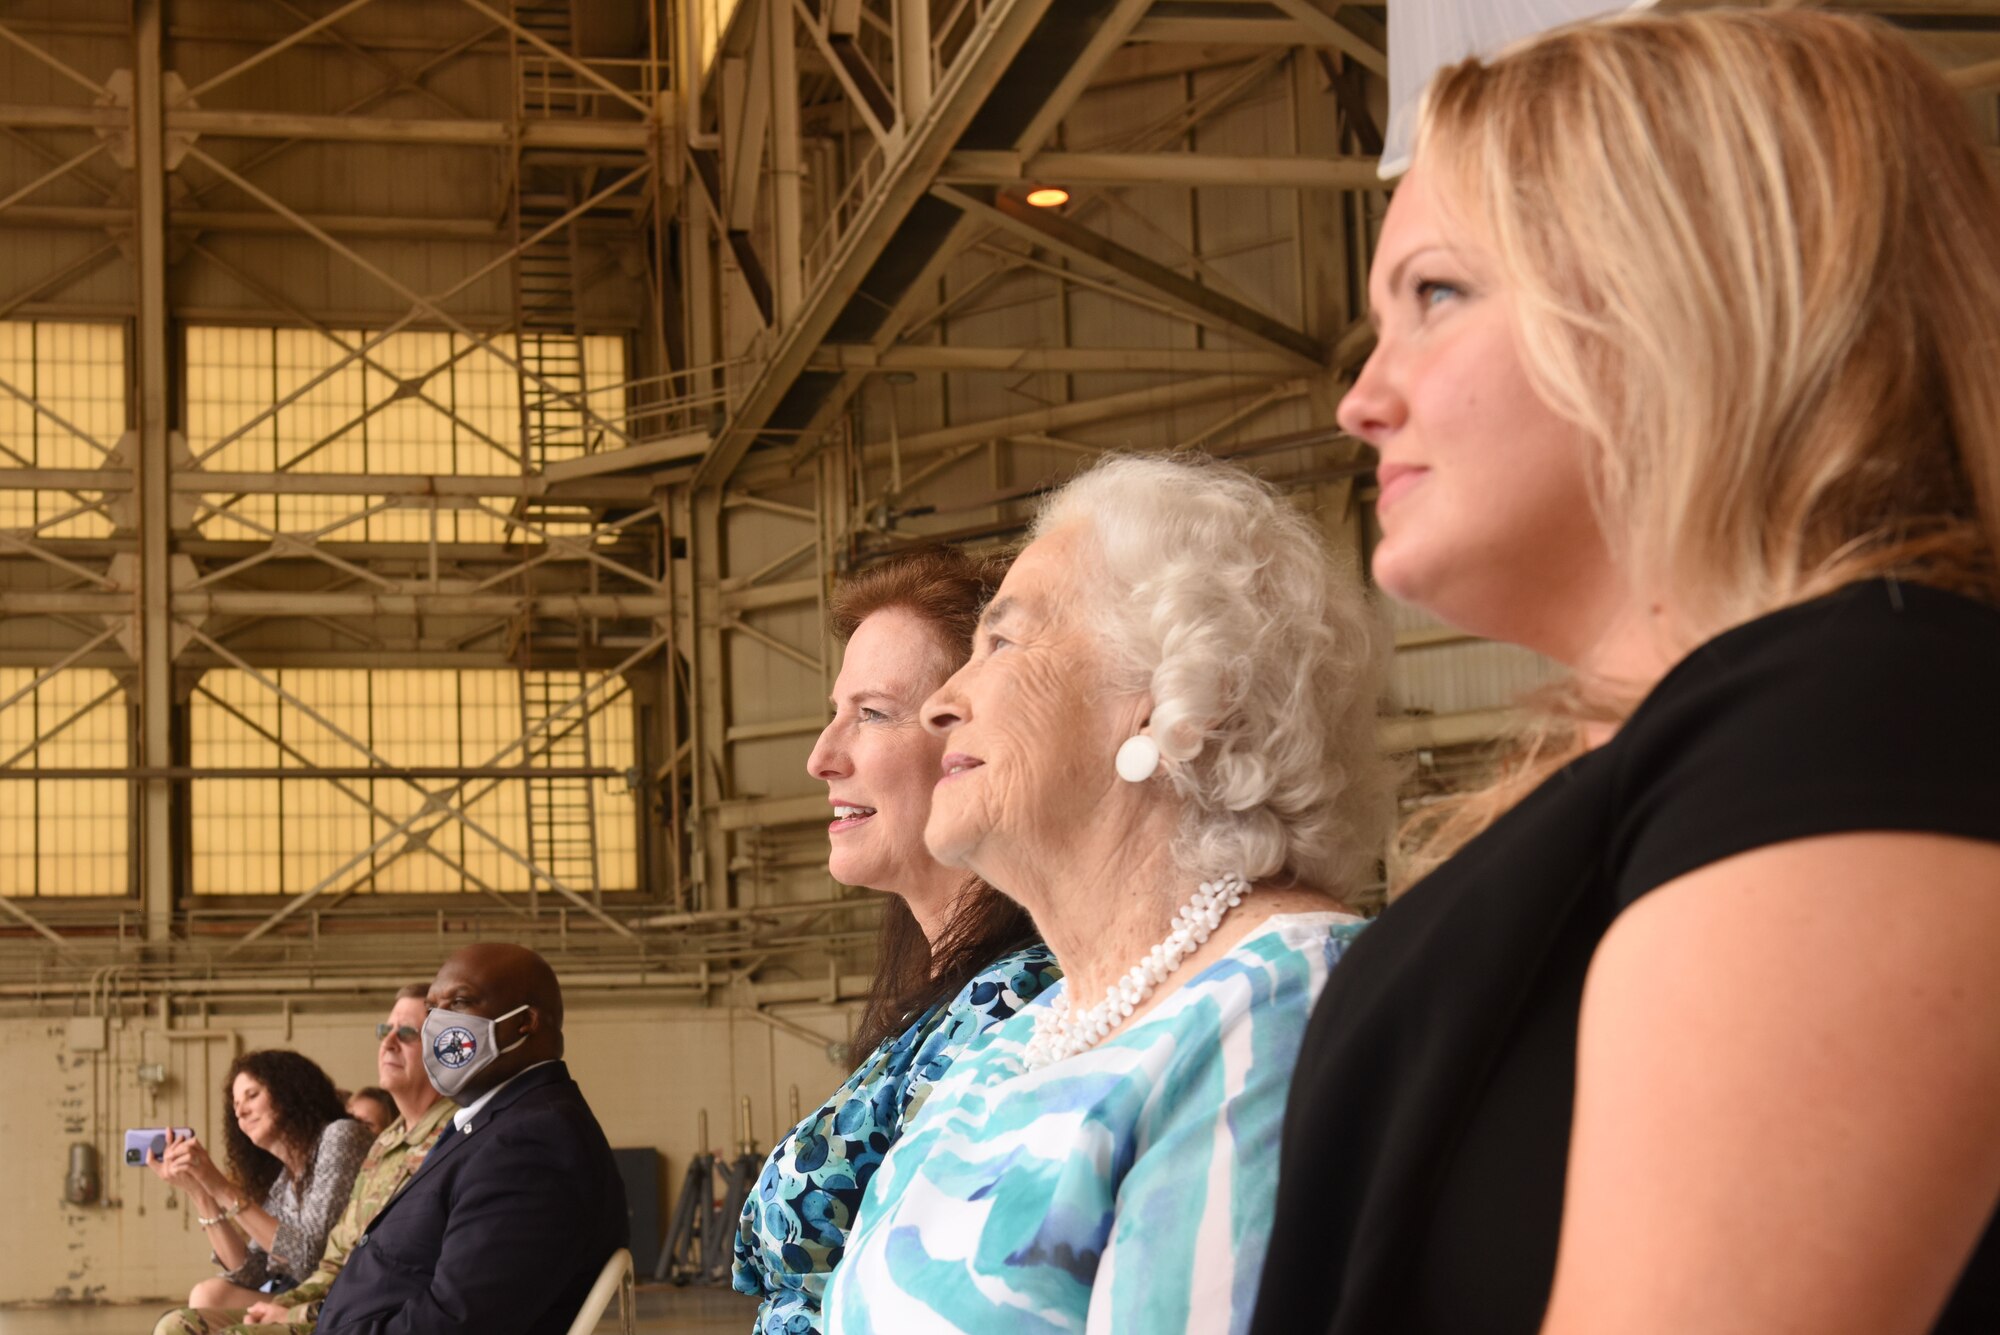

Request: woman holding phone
left=149, top=1049, right=371, bottom=1322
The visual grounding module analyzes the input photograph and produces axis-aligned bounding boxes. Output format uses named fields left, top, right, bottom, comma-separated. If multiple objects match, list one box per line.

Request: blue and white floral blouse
left=732, top=943, right=1061, bottom=1335
left=824, top=913, right=1365, bottom=1335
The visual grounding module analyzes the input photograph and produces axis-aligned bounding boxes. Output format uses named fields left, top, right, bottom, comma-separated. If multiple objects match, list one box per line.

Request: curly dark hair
left=221, top=1049, right=351, bottom=1205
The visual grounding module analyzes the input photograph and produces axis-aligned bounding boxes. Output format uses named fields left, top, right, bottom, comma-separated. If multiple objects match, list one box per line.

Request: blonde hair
left=1035, top=454, right=1396, bottom=896
left=1398, top=10, right=2000, bottom=885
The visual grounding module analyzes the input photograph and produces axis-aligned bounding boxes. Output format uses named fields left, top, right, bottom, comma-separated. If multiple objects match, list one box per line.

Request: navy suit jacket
left=316, top=1061, right=627, bottom=1335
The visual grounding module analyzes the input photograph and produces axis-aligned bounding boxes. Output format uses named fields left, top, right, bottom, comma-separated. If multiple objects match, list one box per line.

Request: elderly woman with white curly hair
left=823, top=453, right=1394, bottom=1334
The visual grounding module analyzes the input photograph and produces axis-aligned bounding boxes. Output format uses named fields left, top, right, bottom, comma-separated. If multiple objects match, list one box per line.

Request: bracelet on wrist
left=196, top=1199, right=245, bottom=1228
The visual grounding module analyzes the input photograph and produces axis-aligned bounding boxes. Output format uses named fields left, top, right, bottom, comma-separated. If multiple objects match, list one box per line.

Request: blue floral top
left=824, top=913, right=1365, bottom=1335
left=731, top=943, right=1061, bottom=1335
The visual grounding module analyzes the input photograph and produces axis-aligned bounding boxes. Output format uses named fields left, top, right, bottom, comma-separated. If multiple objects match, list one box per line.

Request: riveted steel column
left=895, top=0, right=933, bottom=122
left=766, top=0, right=803, bottom=323
left=134, top=0, right=177, bottom=940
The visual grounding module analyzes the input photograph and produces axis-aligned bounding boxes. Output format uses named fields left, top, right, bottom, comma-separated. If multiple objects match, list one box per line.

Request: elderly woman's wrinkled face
left=921, top=525, right=1145, bottom=876
left=808, top=607, right=957, bottom=898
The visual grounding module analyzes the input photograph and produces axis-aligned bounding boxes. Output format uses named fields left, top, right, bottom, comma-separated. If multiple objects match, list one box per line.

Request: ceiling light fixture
left=1024, top=186, right=1070, bottom=208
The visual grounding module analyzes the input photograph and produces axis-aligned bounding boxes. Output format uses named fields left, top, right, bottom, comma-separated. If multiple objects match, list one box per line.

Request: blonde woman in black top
left=1252, top=12, right=2000, bottom=1335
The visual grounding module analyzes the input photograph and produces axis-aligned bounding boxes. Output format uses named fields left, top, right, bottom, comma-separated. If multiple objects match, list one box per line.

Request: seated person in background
left=343, top=1088, right=395, bottom=1138
left=148, top=1051, right=374, bottom=1322
left=314, top=943, right=628, bottom=1335
left=153, top=984, right=456, bottom=1335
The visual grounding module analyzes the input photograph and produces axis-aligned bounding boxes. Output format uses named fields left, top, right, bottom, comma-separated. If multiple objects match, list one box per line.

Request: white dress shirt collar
left=452, top=1059, right=556, bottom=1132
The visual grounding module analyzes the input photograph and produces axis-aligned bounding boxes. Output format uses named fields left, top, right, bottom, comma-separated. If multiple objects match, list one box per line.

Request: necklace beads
left=1022, top=872, right=1251, bottom=1069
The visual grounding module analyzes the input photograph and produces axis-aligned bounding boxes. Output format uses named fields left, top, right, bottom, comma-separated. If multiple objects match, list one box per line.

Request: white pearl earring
left=1115, top=734, right=1160, bottom=783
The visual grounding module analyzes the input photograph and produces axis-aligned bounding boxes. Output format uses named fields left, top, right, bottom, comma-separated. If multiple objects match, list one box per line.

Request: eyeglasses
left=376, top=1023, right=421, bottom=1043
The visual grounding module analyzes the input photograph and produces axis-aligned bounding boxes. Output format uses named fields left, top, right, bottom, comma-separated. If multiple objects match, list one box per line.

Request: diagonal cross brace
left=194, top=680, right=528, bottom=916
left=934, top=183, right=1327, bottom=370
left=190, top=161, right=652, bottom=465
left=194, top=625, right=669, bottom=947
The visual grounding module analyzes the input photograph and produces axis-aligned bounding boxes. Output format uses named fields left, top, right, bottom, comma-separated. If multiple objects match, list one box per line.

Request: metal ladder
left=520, top=670, right=604, bottom=900
left=510, top=0, right=598, bottom=481
left=519, top=327, right=593, bottom=477
left=515, top=0, right=584, bottom=118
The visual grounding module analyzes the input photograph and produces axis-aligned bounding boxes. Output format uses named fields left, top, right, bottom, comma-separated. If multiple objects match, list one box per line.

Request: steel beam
left=1129, top=16, right=1323, bottom=45
left=185, top=161, right=652, bottom=466
left=0, top=592, right=675, bottom=617
left=690, top=486, right=731, bottom=907
left=0, top=20, right=110, bottom=97
left=895, top=0, right=934, bottom=122
left=793, top=0, right=895, bottom=147
left=1264, top=0, right=1387, bottom=75
left=0, top=104, right=652, bottom=149
left=456, top=0, right=655, bottom=117
left=1378, top=708, right=1515, bottom=754
left=5, top=766, right=626, bottom=780
left=768, top=0, right=805, bottom=322
left=180, top=0, right=386, bottom=102
left=135, top=0, right=176, bottom=941
left=694, top=0, right=1061, bottom=485
left=194, top=626, right=657, bottom=946
left=860, top=373, right=1293, bottom=464
left=538, top=430, right=713, bottom=481
left=0, top=204, right=615, bottom=241
left=178, top=470, right=649, bottom=501
left=808, top=345, right=1304, bottom=373
left=183, top=144, right=642, bottom=453
left=935, top=184, right=1326, bottom=368
left=0, top=896, right=78, bottom=958
left=173, top=107, right=655, bottom=149
left=1016, top=0, right=1160, bottom=156
left=1948, top=55, right=2000, bottom=90
left=940, top=149, right=1381, bottom=190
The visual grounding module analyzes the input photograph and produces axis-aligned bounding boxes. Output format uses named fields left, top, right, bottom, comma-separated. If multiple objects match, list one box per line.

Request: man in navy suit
left=316, top=944, right=627, bottom=1335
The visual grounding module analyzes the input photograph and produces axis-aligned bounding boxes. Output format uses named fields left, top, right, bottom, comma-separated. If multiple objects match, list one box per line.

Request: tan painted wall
left=0, top=996, right=856, bottom=1305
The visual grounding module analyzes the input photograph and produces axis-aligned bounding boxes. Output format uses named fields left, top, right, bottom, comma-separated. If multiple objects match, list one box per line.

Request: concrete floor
left=0, top=1285, right=758, bottom=1334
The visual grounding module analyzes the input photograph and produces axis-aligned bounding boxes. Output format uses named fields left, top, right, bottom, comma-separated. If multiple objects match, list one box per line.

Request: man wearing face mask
left=314, top=944, right=626, bottom=1335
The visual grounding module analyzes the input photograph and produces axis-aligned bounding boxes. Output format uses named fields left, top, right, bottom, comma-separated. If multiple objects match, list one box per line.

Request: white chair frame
left=564, top=1246, right=637, bottom=1335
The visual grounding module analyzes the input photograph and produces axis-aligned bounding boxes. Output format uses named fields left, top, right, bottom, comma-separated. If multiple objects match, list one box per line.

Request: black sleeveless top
left=1250, top=580, right=2000, bottom=1334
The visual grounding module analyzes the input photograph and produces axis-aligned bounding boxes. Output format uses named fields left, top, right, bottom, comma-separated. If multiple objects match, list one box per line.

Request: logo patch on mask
left=432, top=1026, right=478, bottom=1068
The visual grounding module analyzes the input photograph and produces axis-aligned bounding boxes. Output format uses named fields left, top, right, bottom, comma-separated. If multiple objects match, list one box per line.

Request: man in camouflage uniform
left=155, top=984, right=455, bottom=1335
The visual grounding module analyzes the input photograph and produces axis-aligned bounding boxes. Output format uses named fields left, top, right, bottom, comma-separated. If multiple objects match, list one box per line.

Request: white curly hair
left=1033, top=453, right=1396, bottom=894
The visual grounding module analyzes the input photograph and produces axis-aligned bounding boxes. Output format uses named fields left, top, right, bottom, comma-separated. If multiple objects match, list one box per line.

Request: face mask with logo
left=422, top=1003, right=530, bottom=1098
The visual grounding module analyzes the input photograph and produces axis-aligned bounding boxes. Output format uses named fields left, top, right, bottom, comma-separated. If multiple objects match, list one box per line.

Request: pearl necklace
left=1022, top=872, right=1252, bottom=1069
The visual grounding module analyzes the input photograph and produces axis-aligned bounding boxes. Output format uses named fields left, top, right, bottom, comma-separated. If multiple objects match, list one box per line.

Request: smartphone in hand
left=124, top=1127, right=197, bottom=1166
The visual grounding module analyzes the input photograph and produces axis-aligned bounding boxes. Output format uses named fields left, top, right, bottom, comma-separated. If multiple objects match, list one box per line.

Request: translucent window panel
left=368, top=670, right=466, bottom=894
left=185, top=328, right=627, bottom=544
left=185, top=325, right=281, bottom=536
left=0, top=321, right=125, bottom=537
left=190, top=669, right=638, bottom=896
left=586, top=676, right=639, bottom=884
left=0, top=668, right=129, bottom=898
left=456, top=669, right=532, bottom=893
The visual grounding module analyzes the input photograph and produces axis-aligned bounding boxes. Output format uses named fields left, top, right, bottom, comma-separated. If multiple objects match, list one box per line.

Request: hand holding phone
left=132, top=1128, right=221, bottom=1201
left=124, top=1127, right=196, bottom=1167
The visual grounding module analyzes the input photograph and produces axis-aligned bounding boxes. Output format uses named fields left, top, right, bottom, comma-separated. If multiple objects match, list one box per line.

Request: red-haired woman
left=730, top=547, right=1061, bottom=1335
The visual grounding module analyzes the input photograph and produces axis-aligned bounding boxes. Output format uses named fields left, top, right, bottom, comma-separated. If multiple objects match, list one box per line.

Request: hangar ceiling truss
left=0, top=0, right=1993, bottom=1007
